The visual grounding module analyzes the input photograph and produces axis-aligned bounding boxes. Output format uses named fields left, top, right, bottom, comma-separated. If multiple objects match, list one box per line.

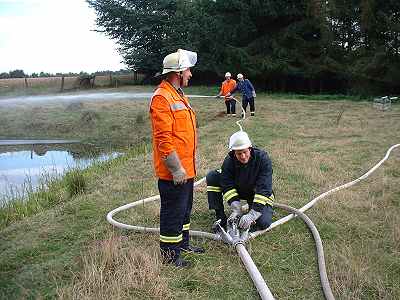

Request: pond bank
left=0, top=139, right=80, bottom=146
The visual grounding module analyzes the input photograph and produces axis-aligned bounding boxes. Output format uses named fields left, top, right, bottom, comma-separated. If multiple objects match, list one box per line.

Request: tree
left=9, top=69, right=25, bottom=78
left=87, top=0, right=179, bottom=74
left=88, top=0, right=400, bottom=94
left=0, top=72, right=10, bottom=79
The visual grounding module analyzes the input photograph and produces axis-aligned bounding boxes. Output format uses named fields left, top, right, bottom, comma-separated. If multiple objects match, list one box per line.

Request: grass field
left=0, top=85, right=155, bottom=146
left=0, top=86, right=399, bottom=299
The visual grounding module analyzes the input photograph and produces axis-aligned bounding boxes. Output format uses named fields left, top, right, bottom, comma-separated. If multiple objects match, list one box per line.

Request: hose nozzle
left=212, top=219, right=233, bottom=245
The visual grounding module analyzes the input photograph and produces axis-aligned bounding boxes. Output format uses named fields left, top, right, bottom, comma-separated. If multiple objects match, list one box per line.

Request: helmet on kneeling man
left=228, top=131, right=252, bottom=151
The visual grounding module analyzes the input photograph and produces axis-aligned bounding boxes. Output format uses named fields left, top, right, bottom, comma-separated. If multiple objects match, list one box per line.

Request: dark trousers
left=158, top=178, right=193, bottom=262
left=206, top=170, right=273, bottom=230
left=242, top=97, right=255, bottom=114
left=225, top=99, right=236, bottom=115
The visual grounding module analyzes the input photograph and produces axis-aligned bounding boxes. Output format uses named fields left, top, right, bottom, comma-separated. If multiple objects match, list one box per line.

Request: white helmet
left=229, top=131, right=252, bottom=151
left=225, top=72, right=231, bottom=77
left=162, top=49, right=197, bottom=75
left=237, top=73, right=244, bottom=80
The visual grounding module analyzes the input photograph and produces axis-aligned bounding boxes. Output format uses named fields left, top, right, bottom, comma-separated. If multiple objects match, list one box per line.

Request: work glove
left=239, top=209, right=261, bottom=230
left=228, top=201, right=242, bottom=222
left=164, top=151, right=187, bottom=185
left=252, top=91, right=256, bottom=98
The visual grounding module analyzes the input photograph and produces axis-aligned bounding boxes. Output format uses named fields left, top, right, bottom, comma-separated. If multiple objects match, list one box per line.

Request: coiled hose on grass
left=106, top=94, right=400, bottom=299
left=274, top=203, right=334, bottom=300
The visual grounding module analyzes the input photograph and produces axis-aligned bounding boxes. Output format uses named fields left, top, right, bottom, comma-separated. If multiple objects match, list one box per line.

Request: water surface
left=0, top=143, right=119, bottom=203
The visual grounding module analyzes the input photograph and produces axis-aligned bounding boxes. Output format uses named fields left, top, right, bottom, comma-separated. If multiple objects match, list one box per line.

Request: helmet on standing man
left=161, top=49, right=197, bottom=75
left=225, top=72, right=232, bottom=77
left=237, top=73, right=244, bottom=80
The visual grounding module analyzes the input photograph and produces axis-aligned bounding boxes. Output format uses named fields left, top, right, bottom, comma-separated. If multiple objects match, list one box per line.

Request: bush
left=65, top=169, right=86, bottom=197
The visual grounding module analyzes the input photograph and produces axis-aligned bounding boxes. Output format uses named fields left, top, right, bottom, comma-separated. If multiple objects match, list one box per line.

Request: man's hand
left=171, top=167, right=187, bottom=185
left=228, top=201, right=242, bottom=222
left=164, top=151, right=187, bottom=185
left=215, top=94, right=221, bottom=98
left=252, top=91, right=256, bottom=98
left=239, top=209, right=261, bottom=229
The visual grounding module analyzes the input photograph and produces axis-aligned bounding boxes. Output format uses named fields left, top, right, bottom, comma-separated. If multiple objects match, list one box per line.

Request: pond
left=0, top=141, right=120, bottom=203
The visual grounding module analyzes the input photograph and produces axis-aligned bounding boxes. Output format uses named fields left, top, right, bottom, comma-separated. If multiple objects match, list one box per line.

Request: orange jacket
left=220, top=79, right=236, bottom=101
left=149, top=80, right=197, bottom=180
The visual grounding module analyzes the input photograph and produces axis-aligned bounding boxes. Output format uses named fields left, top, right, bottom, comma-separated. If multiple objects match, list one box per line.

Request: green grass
left=266, top=92, right=370, bottom=102
left=0, top=86, right=155, bottom=146
left=64, top=169, right=86, bottom=197
left=1, top=87, right=400, bottom=299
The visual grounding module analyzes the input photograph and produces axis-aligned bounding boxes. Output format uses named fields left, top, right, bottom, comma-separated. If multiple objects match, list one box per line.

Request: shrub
left=65, top=169, right=86, bottom=197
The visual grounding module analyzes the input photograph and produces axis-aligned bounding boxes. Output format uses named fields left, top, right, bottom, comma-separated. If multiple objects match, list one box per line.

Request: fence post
left=109, top=73, right=113, bottom=87
left=24, top=77, right=28, bottom=88
left=60, top=76, right=65, bottom=92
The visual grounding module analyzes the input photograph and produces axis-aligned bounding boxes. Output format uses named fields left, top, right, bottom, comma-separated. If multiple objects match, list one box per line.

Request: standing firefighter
left=149, top=49, right=205, bottom=268
left=217, top=72, right=237, bottom=116
left=206, top=131, right=274, bottom=230
left=228, top=73, right=256, bottom=116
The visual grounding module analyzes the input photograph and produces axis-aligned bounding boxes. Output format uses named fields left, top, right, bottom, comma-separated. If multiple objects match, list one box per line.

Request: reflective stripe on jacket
left=220, top=147, right=274, bottom=212
left=220, top=79, right=236, bottom=101
left=149, top=80, right=197, bottom=180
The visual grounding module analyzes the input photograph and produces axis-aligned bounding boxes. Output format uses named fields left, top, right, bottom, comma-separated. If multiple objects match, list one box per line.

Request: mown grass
left=0, top=86, right=155, bottom=145
left=0, top=87, right=399, bottom=299
left=266, top=92, right=370, bottom=102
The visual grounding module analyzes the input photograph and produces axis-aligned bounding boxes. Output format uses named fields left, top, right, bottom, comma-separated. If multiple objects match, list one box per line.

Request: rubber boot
left=174, top=257, right=191, bottom=268
left=181, top=245, right=205, bottom=254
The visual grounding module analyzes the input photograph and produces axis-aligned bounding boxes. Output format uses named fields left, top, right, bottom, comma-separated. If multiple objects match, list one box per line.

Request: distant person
left=206, top=131, right=274, bottom=231
left=216, top=72, right=237, bottom=116
left=149, top=49, right=205, bottom=268
left=228, top=73, right=256, bottom=116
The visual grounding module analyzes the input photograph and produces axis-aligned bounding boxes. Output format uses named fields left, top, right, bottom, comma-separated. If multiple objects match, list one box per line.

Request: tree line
left=88, top=0, right=400, bottom=95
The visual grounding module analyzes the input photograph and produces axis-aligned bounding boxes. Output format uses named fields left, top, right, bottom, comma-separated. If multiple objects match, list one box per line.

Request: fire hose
left=106, top=94, right=400, bottom=299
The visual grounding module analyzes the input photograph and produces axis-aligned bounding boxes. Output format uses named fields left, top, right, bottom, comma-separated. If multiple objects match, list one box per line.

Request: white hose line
left=107, top=177, right=221, bottom=241
left=274, top=203, right=335, bottom=300
left=230, top=96, right=245, bottom=131
left=236, top=243, right=275, bottom=300
left=189, top=94, right=245, bottom=131
left=106, top=93, right=398, bottom=299
left=249, top=143, right=400, bottom=240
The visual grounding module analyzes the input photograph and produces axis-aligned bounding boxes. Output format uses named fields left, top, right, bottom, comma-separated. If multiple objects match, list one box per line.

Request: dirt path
left=0, top=91, right=153, bottom=106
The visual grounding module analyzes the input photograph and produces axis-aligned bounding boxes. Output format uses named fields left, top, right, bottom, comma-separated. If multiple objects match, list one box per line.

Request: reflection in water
left=0, top=143, right=120, bottom=203
left=33, top=145, right=48, bottom=156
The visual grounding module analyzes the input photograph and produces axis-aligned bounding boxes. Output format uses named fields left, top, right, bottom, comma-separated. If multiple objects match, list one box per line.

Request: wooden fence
left=0, top=72, right=145, bottom=94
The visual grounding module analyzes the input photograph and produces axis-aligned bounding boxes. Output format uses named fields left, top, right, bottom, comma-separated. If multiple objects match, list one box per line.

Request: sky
left=0, top=0, right=126, bottom=74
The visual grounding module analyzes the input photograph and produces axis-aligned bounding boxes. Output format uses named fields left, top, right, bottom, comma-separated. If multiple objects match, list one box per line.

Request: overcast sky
left=0, top=0, right=126, bottom=74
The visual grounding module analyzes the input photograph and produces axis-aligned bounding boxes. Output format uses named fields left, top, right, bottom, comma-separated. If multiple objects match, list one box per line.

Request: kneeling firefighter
left=206, top=131, right=274, bottom=230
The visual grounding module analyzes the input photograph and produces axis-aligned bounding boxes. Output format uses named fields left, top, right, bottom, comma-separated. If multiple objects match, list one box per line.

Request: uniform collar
left=159, top=80, right=190, bottom=107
